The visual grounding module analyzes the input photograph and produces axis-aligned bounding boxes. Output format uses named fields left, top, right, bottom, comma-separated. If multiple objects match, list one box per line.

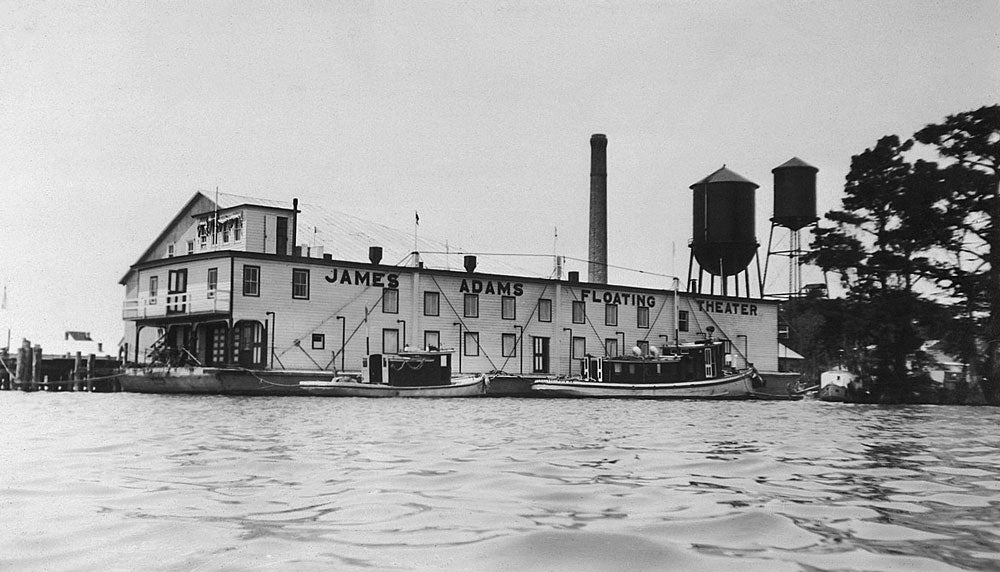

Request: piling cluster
left=0, top=339, right=122, bottom=392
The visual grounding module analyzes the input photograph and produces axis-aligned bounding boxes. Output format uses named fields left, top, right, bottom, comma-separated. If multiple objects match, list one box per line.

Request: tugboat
left=300, top=348, right=485, bottom=397
left=530, top=337, right=759, bottom=399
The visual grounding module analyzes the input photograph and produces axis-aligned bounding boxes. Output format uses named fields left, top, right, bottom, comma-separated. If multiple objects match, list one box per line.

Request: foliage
left=802, top=105, right=1000, bottom=404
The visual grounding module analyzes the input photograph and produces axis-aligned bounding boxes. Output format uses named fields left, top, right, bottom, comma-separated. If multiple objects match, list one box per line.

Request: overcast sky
left=1, top=1, right=997, bottom=349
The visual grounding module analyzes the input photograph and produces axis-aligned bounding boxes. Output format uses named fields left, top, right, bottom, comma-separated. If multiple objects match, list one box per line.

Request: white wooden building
left=121, top=192, right=780, bottom=375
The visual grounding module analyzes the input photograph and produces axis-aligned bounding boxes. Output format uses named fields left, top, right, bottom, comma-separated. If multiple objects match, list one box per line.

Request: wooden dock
left=1, top=339, right=122, bottom=392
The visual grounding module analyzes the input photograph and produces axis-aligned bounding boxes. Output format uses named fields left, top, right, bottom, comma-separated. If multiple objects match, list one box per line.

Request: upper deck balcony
left=123, top=286, right=232, bottom=320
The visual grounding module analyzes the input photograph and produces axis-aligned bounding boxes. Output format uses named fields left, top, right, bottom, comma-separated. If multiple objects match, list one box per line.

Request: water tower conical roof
left=772, top=157, right=818, bottom=172
left=690, top=166, right=758, bottom=189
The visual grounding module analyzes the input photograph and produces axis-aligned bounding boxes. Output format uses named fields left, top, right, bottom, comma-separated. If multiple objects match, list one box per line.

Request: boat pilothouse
left=531, top=334, right=761, bottom=399
left=581, top=338, right=732, bottom=385
left=300, top=347, right=486, bottom=397
left=362, top=348, right=454, bottom=387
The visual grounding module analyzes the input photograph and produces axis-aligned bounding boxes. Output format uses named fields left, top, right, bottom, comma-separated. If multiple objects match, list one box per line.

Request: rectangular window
left=292, top=268, right=310, bottom=299
left=200, top=234, right=207, bottom=249
left=464, top=293, right=479, bottom=318
left=637, top=340, right=650, bottom=355
left=383, top=328, right=400, bottom=354
left=572, top=300, right=586, bottom=324
left=424, top=291, right=440, bottom=316
left=605, top=338, right=619, bottom=357
left=312, top=333, right=325, bottom=350
left=464, top=331, right=480, bottom=356
left=502, top=333, right=516, bottom=357
left=424, top=330, right=440, bottom=351
left=234, top=225, right=241, bottom=242
left=166, top=244, right=174, bottom=258
left=501, top=296, right=516, bottom=320
left=383, top=289, right=399, bottom=314
left=637, top=306, right=650, bottom=329
left=243, top=265, right=260, bottom=297
left=223, top=227, right=230, bottom=243
left=186, top=240, right=194, bottom=255
left=605, top=304, right=618, bottom=326
left=148, top=276, right=158, bottom=305
left=207, top=267, right=218, bottom=299
left=538, top=298, right=552, bottom=322
left=572, top=336, right=586, bottom=359
left=678, top=310, right=689, bottom=332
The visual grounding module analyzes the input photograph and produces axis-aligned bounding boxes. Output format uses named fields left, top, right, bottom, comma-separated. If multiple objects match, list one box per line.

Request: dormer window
left=186, top=240, right=194, bottom=255
left=167, top=244, right=174, bottom=258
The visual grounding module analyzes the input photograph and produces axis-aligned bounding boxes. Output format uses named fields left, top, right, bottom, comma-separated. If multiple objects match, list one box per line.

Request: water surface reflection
left=2, top=394, right=998, bottom=570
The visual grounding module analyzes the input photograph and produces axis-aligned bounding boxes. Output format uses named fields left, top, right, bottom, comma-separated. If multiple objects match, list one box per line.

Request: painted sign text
left=325, top=269, right=399, bottom=289
left=459, top=279, right=524, bottom=296
left=697, top=300, right=758, bottom=316
left=579, top=289, right=656, bottom=307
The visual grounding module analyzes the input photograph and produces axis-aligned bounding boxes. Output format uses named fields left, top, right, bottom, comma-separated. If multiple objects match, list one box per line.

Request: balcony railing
left=123, top=288, right=232, bottom=320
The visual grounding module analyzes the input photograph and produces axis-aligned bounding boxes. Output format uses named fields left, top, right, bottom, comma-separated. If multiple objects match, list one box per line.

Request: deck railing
left=122, top=288, right=232, bottom=319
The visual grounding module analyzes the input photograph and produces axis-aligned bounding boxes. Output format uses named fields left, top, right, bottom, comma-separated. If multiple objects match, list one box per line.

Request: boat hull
left=530, top=370, right=756, bottom=399
left=818, top=384, right=849, bottom=402
left=120, top=367, right=334, bottom=396
left=299, top=375, right=485, bottom=397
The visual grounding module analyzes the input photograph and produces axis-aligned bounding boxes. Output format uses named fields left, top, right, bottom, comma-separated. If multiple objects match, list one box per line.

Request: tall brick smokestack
left=589, top=133, right=608, bottom=284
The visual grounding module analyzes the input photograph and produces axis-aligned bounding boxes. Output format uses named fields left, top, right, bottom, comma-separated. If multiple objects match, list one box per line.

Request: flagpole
left=214, top=185, right=220, bottom=251
left=2, top=283, right=8, bottom=350
left=413, top=211, right=419, bottom=266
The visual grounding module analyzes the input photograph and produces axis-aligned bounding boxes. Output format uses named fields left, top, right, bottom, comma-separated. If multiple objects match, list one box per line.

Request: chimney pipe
left=464, top=255, right=477, bottom=273
left=291, top=198, right=299, bottom=256
left=589, top=134, right=608, bottom=284
left=369, top=246, right=383, bottom=265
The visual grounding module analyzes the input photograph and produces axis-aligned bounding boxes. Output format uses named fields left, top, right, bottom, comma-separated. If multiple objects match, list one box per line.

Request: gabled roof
left=121, top=191, right=541, bottom=284
left=778, top=343, right=804, bottom=360
left=120, top=192, right=210, bottom=283
left=920, top=340, right=966, bottom=367
left=203, top=192, right=293, bottom=213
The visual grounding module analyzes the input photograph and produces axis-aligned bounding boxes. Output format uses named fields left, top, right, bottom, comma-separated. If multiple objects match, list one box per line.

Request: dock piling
left=86, top=353, right=95, bottom=392
left=15, top=339, right=28, bottom=389
left=32, top=344, right=42, bottom=391
left=73, top=351, right=83, bottom=391
left=1, top=348, right=9, bottom=390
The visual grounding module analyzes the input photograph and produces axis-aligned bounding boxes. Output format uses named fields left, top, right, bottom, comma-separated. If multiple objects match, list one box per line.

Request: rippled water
left=2, top=394, right=999, bottom=571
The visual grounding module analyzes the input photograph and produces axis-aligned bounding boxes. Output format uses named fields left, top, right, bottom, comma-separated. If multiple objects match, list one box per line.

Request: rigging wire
left=416, top=251, right=679, bottom=281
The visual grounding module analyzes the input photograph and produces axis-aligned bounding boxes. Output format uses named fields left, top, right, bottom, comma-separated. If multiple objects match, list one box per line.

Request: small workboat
left=818, top=366, right=857, bottom=402
left=299, top=349, right=485, bottom=397
left=531, top=339, right=759, bottom=399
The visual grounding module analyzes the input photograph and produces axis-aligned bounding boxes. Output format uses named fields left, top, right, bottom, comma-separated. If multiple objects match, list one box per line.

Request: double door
left=167, top=269, right=188, bottom=314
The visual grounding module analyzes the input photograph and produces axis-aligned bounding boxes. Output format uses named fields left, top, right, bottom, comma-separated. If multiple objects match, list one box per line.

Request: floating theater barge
left=121, top=136, right=811, bottom=396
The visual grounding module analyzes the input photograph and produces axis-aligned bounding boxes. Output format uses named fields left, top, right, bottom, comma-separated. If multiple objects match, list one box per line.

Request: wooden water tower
left=687, top=166, right=760, bottom=297
left=763, top=158, right=819, bottom=298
